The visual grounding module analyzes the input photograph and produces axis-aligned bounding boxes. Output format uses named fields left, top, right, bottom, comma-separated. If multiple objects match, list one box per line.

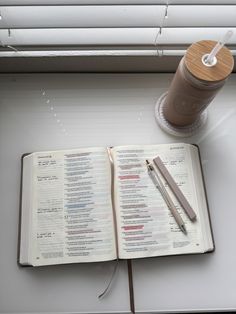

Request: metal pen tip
left=146, top=159, right=154, bottom=171
left=180, top=224, right=187, bottom=235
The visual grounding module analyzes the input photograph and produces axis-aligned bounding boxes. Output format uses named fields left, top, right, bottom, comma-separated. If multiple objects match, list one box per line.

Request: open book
left=19, top=143, right=214, bottom=266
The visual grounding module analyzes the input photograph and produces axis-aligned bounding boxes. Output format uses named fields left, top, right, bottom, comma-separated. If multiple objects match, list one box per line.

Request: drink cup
left=162, top=40, right=234, bottom=127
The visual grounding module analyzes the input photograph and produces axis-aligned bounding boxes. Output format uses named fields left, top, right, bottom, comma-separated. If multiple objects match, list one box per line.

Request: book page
left=111, top=143, right=207, bottom=259
left=29, top=147, right=116, bottom=266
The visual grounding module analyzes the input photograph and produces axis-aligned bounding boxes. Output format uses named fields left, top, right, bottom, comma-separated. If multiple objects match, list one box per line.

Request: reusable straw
left=204, top=30, right=233, bottom=66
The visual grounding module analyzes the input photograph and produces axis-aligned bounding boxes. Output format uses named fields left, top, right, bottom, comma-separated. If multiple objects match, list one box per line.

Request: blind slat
left=167, top=5, right=236, bottom=27
left=0, top=5, right=235, bottom=29
left=159, top=28, right=236, bottom=45
left=1, top=50, right=236, bottom=58
left=0, top=6, right=165, bottom=28
left=0, top=28, right=158, bottom=46
left=0, top=1, right=235, bottom=5
left=1, top=28, right=236, bottom=46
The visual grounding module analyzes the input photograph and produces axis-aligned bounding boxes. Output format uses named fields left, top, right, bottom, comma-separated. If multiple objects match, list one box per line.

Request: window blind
left=0, top=1, right=235, bottom=59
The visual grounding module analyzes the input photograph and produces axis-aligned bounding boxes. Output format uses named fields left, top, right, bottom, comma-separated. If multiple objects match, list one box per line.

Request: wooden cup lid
left=185, top=40, right=234, bottom=82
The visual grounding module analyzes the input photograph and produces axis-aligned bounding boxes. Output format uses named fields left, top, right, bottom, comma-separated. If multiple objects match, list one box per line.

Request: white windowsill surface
left=0, top=73, right=235, bottom=313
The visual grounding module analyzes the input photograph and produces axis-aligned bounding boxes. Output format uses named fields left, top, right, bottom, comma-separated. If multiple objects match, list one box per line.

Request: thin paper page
left=112, top=144, right=205, bottom=259
left=30, top=147, right=116, bottom=266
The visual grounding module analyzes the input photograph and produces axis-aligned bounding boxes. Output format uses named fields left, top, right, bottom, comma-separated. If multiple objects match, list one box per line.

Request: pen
left=153, top=156, right=196, bottom=221
left=146, top=160, right=187, bottom=235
